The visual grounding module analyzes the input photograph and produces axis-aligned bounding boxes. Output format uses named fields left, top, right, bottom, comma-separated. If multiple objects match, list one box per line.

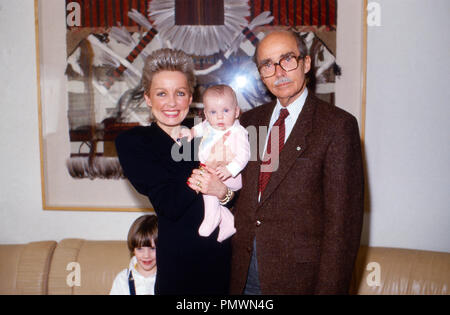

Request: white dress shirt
left=258, top=88, right=308, bottom=202
left=262, top=88, right=308, bottom=155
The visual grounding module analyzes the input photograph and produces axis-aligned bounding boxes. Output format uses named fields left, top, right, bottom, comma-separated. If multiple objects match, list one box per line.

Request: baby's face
left=203, top=94, right=240, bottom=131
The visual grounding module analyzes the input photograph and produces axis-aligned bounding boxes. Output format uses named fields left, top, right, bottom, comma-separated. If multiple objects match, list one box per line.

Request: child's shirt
left=109, top=256, right=156, bottom=295
left=193, top=120, right=250, bottom=177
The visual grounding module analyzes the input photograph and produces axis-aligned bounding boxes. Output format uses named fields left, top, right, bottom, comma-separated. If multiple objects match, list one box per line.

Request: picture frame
left=35, top=0, right=367, bottom=211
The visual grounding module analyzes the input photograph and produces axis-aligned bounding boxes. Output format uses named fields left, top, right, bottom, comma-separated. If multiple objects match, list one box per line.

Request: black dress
left=115, top=123, right=231, bottom=295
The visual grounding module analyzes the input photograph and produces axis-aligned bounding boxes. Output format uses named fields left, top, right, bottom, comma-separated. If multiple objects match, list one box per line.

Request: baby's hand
left=178, top=127, right=194, bottom=141
left=215, top=166, right=232, bottom=181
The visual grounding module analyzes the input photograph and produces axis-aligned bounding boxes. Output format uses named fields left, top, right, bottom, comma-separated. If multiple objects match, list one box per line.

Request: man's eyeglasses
left=258, top=54, right=304, bottom=78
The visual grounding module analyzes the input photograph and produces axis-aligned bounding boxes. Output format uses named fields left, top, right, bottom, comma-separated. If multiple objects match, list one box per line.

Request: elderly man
left=230, top=30, right=364, bottom=294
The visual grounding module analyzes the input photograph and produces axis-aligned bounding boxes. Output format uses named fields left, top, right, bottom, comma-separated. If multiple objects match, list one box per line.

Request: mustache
left=274, top=77, right=293, bottom=86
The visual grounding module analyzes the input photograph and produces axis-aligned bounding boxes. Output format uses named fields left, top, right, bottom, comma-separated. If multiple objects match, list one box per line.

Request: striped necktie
left=258, top=108, right=289, bottom=197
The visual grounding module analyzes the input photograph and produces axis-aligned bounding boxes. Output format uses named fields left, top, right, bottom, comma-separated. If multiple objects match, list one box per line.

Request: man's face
left=256, top=31, right=311, bottom=107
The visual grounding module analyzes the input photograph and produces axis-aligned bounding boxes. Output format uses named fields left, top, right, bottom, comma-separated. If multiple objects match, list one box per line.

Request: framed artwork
left=36, top=0, right=367, bottom=211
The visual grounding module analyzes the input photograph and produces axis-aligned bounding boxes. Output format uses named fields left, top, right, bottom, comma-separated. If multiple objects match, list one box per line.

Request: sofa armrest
left=0, top=241, right=56, bottom=294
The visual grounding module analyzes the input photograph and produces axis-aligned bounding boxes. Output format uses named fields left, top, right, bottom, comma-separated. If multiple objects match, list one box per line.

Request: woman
left=115, top=48, right=232, bottom=294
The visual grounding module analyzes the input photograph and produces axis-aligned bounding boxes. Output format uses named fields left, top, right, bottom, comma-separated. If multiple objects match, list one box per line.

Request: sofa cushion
left=48, top=239, right=129, bottom=295
left=350, top=246, right=450, bottom=295
left=48, top=239, right=84, bottom=295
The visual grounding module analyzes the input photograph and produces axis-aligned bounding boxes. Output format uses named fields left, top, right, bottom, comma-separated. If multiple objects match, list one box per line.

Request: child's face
left=133, top=239, right=157, bottom=277
left=204, top=94, right=240, bottom=131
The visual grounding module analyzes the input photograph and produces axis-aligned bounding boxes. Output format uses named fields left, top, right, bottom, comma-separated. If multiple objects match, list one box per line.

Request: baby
left=191, top=85, right=250, bottom=242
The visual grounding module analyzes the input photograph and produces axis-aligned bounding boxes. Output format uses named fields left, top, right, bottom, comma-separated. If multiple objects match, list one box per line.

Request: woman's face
left=144, top=70, right=192, bottom=136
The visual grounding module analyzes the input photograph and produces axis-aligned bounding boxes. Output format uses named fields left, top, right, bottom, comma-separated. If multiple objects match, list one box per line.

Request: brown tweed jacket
left=230, top=93, right=364, bottom=294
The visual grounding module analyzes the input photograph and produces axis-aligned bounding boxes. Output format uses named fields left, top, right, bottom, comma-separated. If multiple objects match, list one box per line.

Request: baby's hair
left=202, top=84, right=238, bottom=108
left=127, top=215, right=158, bottom=255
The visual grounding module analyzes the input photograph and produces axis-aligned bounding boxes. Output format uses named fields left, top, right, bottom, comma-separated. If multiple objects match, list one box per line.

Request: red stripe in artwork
left=98, top=0, right=105, bottom=27
left=312, top=0, right=317, bottom=25
left=127, top=0, right=132, bottom=26
left=243, top=27, right=257, bottom=44
left=288, top=0, right=294, bottom=26
left=115, top=65, right=126, bottom=77
left=83, top=0, right=90, bottom=27
left=330, top=0, right=336, bottom=26
left=277, top=0, right=287, bottom=25
left=123, top=0, right=130, bottom=26
left=323, top=0, right=327, bottom=26
left=107, top=0, right=114, bottom=27
left=136, top=44, right=144, bottom=53
left=130, top=0, right=137, bottom=26
left=264, top=0, right=270, bottom=15
left=257, top=0, right=263, bottom=19
left=303, top=0, right=310, bottom=25
left=296, top=0, right=301, bottom=25
left=91, top=0, right=98, bottom=27
left=115, top=0, right=122, bottom=26
left=271, top=0, right=278, bottom=25
left=71, top=0, right=337, bottom=29
left=250, top=0, right=255, bottom=17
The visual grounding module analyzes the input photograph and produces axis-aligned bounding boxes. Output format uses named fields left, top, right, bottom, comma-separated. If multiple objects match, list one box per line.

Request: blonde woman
left=115, top=49, right=233, bottom=295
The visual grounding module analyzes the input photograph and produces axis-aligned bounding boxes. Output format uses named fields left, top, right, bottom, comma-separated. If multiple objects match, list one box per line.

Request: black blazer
left=115, top=123, right=231, bottom=295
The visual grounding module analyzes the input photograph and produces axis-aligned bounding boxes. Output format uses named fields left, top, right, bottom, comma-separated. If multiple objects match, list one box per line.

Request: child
left=110, top=215, right=158, bottom=295
left=190, top=85, right=251, bottom=242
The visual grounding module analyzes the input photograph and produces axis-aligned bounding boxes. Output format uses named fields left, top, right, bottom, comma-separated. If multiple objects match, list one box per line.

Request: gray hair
left=254, top=29, right=309, bottom=65
left=142, top=48, right=196, bottom=95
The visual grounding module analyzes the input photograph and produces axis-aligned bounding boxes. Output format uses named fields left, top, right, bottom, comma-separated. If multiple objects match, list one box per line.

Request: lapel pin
left=296, top=146, right=301, bottom=151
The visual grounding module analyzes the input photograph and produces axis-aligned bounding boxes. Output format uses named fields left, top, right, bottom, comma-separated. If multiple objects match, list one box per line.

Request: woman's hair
left=142, top=48, right=196, bottom=96
left=116, top=48, right=196, bottom=122
left=127, top=215, right=158, bottom=254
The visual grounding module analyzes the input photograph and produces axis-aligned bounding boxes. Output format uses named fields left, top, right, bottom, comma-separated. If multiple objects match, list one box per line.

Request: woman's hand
left=187, top=164, right=228, bottom=199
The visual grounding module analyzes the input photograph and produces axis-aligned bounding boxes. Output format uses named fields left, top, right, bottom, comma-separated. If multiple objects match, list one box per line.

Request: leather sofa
left=0, top=239, right=448, bottom=295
